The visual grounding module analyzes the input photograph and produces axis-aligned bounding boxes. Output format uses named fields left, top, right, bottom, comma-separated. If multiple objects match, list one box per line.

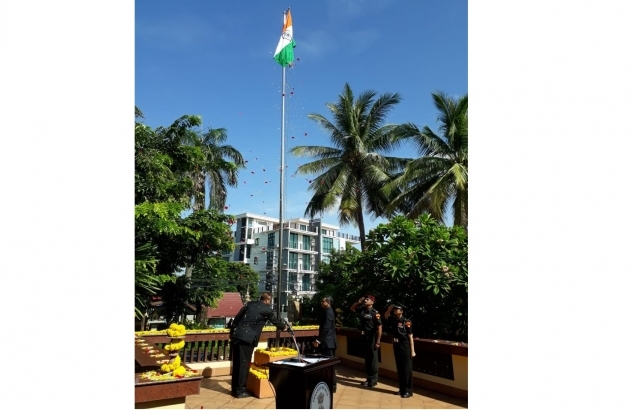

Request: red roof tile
left=207, top=292, right=245, bottom=318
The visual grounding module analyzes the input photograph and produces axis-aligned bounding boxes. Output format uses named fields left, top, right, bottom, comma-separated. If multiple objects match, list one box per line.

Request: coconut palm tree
left=184, top=127, right=246, bottom=212
left=290, top=83, right=407, bottom=250
left=386, top=92, right=468, bottom=227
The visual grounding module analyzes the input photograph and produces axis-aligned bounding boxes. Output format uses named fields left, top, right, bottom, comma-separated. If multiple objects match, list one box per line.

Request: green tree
left=290, top=83, right=408, bottom=250
left=134, top=108, right=236, bottom=320
left=387, top=92, right=468, bottom=227
left=183, top=127, right=246, bottom=212
left=312, top=214, right=468, bottom=341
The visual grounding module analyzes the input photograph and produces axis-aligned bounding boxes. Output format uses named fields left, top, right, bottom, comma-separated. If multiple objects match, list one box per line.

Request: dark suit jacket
left=317, top=306, right=337, bottom=349
left=230, top=301, right=287, bottom=347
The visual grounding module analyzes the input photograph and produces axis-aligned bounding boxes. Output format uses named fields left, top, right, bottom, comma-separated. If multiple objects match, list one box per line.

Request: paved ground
left=186, top=364, right=467, bottom=409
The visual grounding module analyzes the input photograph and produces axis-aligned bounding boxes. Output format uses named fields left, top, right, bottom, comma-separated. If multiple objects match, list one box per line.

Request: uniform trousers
left=320, top=347, right=337, bottom=392
left=231, top=339, right=254, bottom=396
left=363, top=333, right=379, bottom=384
left=393, top=339, right=413, bottom=394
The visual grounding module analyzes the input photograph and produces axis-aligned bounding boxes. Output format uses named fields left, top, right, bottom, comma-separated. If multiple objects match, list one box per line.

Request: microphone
left=283, top=317, right=295, bottom=335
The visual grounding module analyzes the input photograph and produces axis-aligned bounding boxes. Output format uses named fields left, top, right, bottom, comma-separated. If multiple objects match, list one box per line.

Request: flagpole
left=275, top=10, right=288, bottom=348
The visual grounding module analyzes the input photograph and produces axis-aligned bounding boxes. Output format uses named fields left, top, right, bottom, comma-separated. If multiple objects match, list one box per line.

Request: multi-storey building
left=224, top=213, right=361, bottom=314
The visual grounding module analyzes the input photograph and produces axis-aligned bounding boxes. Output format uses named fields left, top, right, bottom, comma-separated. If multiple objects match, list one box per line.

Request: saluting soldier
left=383, top=302, right=416, bottom=398
left=350, top=294, right=382, bottom=387
left=229, top=292, right=289, bottom=398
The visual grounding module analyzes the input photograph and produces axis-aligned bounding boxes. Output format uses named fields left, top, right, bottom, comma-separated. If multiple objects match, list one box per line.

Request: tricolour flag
left=273, top=9, right=295, bottom=67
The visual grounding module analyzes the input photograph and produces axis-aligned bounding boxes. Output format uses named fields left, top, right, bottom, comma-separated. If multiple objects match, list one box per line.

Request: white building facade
left=224, top=213, right=360, bottom=314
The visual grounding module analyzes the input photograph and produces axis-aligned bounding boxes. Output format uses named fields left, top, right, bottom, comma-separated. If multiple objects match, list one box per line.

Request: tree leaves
left=311, top=215, right=468, bottom=342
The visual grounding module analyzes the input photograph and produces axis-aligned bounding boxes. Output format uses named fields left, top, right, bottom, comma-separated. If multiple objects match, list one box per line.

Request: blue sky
left=135, top=0, right=468, bottom=237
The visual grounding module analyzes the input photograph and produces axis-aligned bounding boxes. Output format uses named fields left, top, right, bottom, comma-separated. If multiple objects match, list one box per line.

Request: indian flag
left=273, top=9, right=295, bottom=67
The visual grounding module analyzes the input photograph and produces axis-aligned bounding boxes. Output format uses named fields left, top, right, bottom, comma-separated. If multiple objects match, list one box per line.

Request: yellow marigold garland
left=166, top=323, right=187, bottom=337
left=249, top=364, right=270, bottom=380
left=135, top=325, right=318, bottom=337
left=254, top=347, right=298, bottom=357
left=164, top=340, right=185, bottom=351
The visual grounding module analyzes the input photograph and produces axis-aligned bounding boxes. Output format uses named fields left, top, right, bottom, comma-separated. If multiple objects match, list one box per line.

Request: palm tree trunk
left=356, top=186, right=367, bottom=251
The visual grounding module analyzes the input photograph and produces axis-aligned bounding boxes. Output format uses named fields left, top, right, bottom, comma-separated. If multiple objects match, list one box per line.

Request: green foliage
left=135, top=242, right=175, bottom=318
left=160, top=259, right=260, bottom=324
left=290, top=83, right=408, bottom=250
left=134, top=109, right=238, bottom=319
left=182, top=127, right=246, bottom=212
left=387, top=92, right=468, bottom=226
left=313, top=214, right=468, bottom=341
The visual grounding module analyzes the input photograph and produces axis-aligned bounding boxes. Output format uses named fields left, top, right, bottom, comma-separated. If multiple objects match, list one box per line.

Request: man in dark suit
left=229, top=292, right=289, bottom=398
left=313, top=295, right=337, bottom=393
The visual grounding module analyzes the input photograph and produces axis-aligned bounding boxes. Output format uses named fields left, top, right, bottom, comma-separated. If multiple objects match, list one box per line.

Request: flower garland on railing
left=164, top=339, right=185, bottom=351
left=249, top=364, right=269, bottom=380
left=138, top=324, right=199, bottom=382
left=254, top=347, right=298, bottom=357
left=160, top=354, right=182, bottom=373
left=166, top=323, right=186, bottom=337
left=134, top=324, right=319, bottom=337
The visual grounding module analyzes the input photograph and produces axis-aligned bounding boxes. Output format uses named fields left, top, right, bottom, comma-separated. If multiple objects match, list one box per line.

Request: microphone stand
left=285, top=319, right=307, bottom=364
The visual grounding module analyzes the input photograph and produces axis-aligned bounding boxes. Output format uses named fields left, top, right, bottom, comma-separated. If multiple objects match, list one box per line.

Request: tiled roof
left=207, top=292, right=245, bottom=318
left=148, top=293, right=245, bottom=318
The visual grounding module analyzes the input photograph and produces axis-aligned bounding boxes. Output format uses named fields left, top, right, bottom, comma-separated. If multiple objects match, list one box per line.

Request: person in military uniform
left=313, top=295, right=337, bottom=393
left=383, top=302, right=416, bottom=398
left=350, top=294, right=382, bottom=387
left=229, top=292, right=289, bottom=398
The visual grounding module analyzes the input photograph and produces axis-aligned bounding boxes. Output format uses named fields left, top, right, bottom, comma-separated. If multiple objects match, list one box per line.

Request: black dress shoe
left=234, top=392, right=251, bottom=399
left=360, top=380, right=369, bottom=386
left=401, top=392, right=413, bottom=398
left=368, top=382, right=377, bottom=387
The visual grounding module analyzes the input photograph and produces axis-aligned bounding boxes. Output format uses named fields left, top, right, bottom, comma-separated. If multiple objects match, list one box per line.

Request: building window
left=290, top=233, right=299, bottom=249
left=322, top=237, right=333, bottom=254
left=322, top=256, right=331, bottom=264
left=302, top=254, right=311, bottom=270
left=289, top=274, right=297, bottom=291
left=321, top=229, right=327, bottom=235
left=302, top=274, right=311, bottom=291
left=254, top=256, right=258, bottom=265
left=289, top=252, right=299, bottom=270
left=300, top=225, right=307, bottom=231
left=254, top=238, right=259, bottom=246
left=303, top=235, right=311, bottom=251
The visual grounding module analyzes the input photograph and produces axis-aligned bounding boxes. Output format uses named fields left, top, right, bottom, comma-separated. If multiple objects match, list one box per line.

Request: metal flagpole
left=275, top=9, right=288, bottom=348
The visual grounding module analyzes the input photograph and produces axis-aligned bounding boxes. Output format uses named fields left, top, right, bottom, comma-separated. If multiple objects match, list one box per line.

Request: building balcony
left=287, top=243, right=316, bottom=253
left=337, top=232, right=361, bottom=242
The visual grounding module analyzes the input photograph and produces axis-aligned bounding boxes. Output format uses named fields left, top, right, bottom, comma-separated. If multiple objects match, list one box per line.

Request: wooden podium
left=266, top=356, right=340, bottom=409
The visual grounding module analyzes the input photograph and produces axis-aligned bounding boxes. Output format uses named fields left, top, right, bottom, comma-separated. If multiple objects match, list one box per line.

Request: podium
left=266, top=356, right=340, bottom=409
